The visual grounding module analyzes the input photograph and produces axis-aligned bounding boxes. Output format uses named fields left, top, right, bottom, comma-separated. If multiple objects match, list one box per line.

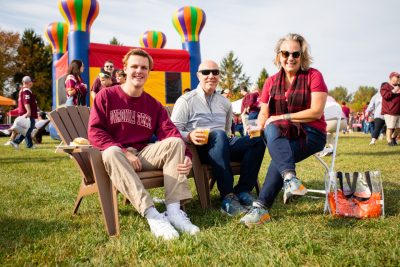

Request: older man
left=88, top=49, right=199, bottom=240
left=380, top=72, right=400, bottom=146
left=171, top=60, right=266, bottom=216
left=10, top=76, right=38, bottom=149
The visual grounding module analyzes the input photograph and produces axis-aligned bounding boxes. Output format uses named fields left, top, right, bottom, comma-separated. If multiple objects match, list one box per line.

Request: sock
left=144, top=206, right=161, bottom=220
left=166, top=202, right=181, bottom=215
left=283, top=171, right=296, bottom=181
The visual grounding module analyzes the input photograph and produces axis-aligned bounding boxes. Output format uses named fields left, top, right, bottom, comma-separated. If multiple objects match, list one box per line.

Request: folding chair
left=307, top=102, right=343, bottom=213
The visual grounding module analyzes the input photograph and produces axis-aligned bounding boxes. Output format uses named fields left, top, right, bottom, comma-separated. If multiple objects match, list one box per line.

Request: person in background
left=380, top=72, right=400, bottom=146
left=65, top=59, right=87, bottom=106
left=90, top=60, right=118, bottom=98
left=10, top=76, right=38, bottom=149
left=240, top=85, right=250, bottom=133
left=341, top=101, right=350, bottom=133
left=222, top=89, right=232, bottom=98
left=171, top=59, right=266, bottom=216
left=90, top=69, right=116, bottom=99
left=115, top=69, right=127, bottom=84
left=247, top=85, right=261, bottom=120
left=365, top=91, right=385, bottom=145
left=88, top=49, right=199, bottom=240
left=183, top=88, right=191, bottom=94
left=240, top=33, right=328, bottom=227
left=32, top=111, right=50, bottom=144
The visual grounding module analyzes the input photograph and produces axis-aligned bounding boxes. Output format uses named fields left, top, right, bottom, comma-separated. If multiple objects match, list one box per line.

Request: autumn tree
left=0, top=29, right=20, bottom=96
left=14, top=29, right=52, bottom=110
left=350, top=86, right=377, bottom=111
left=328, top=86, right=351, bottom=103
left=219, top=51, right=250, bottom=95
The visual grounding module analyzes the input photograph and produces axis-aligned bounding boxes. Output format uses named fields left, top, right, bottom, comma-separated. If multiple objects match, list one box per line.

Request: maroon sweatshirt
left=380, top=82, right=400, bottom=115
left=88, top=85, right=191, bottom=158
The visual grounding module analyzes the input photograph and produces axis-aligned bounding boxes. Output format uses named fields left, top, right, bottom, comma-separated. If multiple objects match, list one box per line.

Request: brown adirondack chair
left=48, top=105, right=209, bottom=237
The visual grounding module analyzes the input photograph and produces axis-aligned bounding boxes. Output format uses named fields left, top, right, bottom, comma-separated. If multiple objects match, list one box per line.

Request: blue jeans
left=196, top=129, right=266, bottom=198
left=248, top=111, right=259, bottom=120
left=257, top=124, right=326, bottom=208
left=14, top=117, right=35, bottom=148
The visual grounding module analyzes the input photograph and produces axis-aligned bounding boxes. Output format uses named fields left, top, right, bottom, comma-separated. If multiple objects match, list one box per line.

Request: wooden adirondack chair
left=48, top=105, right=209, bottom=237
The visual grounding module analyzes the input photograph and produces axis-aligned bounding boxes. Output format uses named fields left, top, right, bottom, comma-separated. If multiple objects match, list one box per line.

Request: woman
left=240, top=33, right=328, bottom=227
left=65, top=59, right=87, bottom=106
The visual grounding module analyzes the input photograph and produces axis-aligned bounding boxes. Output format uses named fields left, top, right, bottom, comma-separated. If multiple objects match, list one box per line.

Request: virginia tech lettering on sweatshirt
left=110, top=109, right=152, bottom=129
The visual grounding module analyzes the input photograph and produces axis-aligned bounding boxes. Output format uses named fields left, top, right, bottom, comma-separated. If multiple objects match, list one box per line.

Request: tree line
left=0, top=28, right=376, bottom=112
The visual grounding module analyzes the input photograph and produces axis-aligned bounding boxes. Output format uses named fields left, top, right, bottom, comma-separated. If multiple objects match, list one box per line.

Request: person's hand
left=124, top=150, right=142, bottom=171
left=264, top=115, right=282, bottom=127
left=189, top=129, right=207, bottom=145
left=177, top=156, right=192, bottom=175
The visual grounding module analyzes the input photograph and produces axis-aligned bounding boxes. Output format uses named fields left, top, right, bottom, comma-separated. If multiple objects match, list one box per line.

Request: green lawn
left=0, top=133, right=399, bottom=266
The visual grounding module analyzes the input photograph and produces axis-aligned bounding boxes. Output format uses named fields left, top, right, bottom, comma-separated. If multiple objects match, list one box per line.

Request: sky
left=0, top=0, right=399, bottom=93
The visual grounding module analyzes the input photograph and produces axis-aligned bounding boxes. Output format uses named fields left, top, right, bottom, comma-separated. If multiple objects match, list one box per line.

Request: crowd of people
left=3, top=32, right=398, bottom=240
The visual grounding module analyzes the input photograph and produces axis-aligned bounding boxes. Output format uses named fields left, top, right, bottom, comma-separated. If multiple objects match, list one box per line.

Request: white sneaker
left=369, top=139, right=376, bottom=145
left=10, top=141, right=19, bottom=150
left=166, top=210, right=200, bottom=235
left=147, top=214, right=179, bottom=240
left=4, top=140, right=11, bottom=146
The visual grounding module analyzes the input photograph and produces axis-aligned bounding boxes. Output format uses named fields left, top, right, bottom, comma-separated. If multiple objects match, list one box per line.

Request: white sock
left=144, top=206, right=161, bottom=220
left=166, top=202, right=181, bottom=215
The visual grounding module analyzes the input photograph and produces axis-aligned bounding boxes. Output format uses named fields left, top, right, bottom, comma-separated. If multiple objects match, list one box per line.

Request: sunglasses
left=198, top=69, right=220, bottom=76
left=105, top=65, right=114, bottom=68
left=280, top=50, right=301, bottom=59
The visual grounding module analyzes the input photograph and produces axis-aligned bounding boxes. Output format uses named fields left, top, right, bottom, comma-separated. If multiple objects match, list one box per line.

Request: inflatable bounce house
left=44, top=0, right=206, bottom=109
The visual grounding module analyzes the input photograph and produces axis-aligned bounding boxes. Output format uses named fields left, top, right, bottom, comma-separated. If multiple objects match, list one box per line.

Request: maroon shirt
left=90, top=76, right=118, bottom=94
left=88, top=85, right=191, bottom=158
left=341, top=105, right=350, bottom=119
left=248, top=91, right=260, bottom=113
left=18, top=87, right=38, bottom=119
left=260, top=68, right=328, bottom=133
left=380, top=82, right=400, bottom=115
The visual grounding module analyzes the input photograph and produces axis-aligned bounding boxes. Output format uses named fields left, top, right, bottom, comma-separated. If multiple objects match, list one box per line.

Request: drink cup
left=247, top=120, right=261, bottom=139
left=196, top=127, right=210, bottom=144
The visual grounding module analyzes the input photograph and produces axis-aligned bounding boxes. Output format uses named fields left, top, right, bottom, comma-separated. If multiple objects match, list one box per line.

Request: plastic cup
left=247, top=120, right=261, bottom=139
left=196, top=128, right=210, bottom=144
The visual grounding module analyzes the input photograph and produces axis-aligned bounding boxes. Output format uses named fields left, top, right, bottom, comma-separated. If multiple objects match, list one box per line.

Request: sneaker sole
left=242, top=214, right=271, bottom=228
left=291, top=185, right=308, bottom=196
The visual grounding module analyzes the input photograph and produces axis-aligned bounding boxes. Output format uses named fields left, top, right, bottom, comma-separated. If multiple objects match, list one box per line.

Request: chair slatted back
left=49, top=106, right=95, bottom=184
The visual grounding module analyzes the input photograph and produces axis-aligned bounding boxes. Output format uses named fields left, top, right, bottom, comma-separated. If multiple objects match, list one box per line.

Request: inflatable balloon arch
left=45, top=0, right=206, bottom=109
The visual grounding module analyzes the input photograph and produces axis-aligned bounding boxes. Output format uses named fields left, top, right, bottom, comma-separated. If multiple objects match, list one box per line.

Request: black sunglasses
left=105, top=65, right=114, bottom=68
left=280, top=50, right=301, bottom=59
left=198, top=69, right=220, bottom=76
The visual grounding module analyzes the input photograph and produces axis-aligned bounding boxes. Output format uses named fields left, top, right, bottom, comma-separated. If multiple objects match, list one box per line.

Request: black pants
left=371, top=118, right=385, bottom=139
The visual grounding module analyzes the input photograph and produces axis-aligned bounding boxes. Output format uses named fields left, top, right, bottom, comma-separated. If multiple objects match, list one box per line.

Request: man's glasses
left=105, top=65, right=114, bottom=68
left=198, top=69, right=220, bottom=76
left=280, top=51, right=301, bottom=59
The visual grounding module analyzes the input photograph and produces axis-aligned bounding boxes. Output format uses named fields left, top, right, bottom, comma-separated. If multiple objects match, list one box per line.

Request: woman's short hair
left=274, top=33, right=313, bottom=71
left=122, top=49, right=153, bottom=70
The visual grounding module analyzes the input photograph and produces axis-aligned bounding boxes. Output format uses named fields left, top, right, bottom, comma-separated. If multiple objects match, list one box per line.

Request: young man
left=88, top=49, right=199, bottom=240
left=171, top=60, right=266, bottom=216
left=10, top=76, right=38, bottom=149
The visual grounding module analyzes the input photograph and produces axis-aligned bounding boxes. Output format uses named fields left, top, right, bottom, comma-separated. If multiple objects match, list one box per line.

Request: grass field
left=0, top=133, right=399, bottom=266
